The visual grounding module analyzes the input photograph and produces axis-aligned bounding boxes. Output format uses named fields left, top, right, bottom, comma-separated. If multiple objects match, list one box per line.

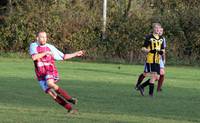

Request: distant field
left=0, top=58, right=199, bottom=123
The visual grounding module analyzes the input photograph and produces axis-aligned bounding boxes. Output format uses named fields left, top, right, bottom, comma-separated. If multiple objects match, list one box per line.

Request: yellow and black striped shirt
left=143, top=34, right=164, bottom=64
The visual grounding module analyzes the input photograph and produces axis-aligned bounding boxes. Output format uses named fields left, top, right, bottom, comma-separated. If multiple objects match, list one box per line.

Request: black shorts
left=144, top=63, right=160, bottom=74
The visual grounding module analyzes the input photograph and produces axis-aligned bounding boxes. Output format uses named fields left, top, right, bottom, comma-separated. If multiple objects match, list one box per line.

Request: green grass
left=0, top=58, right=199, bottom=123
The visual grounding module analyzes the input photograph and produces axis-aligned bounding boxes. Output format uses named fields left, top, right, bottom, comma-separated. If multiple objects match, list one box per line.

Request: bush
left=0, top=0, right=200, bottom=65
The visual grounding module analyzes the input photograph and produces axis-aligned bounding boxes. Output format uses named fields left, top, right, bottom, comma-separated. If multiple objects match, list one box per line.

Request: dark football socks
left=56, top=87, right=71, bottom=100
left=157, top=75, right=164, bottom=91
left=140, top=79, right=150, bottom=88
left=54, top=96, right=72, bottom=111
left=136, top=74, right=146, bottom=86
left=149, top=83, right=154, bottom=96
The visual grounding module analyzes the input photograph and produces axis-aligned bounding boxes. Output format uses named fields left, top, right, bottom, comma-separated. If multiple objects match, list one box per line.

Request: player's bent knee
left=47, top=79, right=59, bottom=90
left=51, top=84, right=59, bottom=91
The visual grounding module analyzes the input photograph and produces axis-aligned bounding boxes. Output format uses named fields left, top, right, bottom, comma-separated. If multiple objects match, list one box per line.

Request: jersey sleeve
left=47, top=44, right=64, bottom=61
left=29, top=42, right=38, bottom=56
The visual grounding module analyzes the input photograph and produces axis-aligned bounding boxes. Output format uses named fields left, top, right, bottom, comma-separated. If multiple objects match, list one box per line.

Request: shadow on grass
left=0, top=76, right=199, bottom=123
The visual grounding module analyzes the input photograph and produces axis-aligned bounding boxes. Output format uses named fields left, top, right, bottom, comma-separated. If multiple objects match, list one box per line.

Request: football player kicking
left=29, top=31, right=84, bottom=114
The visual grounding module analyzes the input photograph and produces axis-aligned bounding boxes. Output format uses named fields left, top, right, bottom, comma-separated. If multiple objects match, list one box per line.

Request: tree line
left=0, top=0, right=200, bottom=65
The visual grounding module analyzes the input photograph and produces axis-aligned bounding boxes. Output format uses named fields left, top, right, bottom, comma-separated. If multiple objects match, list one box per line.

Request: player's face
left=37, top=32, right=47, bottom=45
left=153, top=25, right=161, bottom=35
left=158, top=28, right=163, bottom=36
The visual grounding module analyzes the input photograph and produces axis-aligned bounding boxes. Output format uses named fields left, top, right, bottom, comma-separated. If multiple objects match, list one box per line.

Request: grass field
left=0, top=58, right=199, bottom=123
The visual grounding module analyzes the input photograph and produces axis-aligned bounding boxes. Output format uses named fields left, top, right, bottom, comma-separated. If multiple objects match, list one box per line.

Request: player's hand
left=76, top=50, right=85, bottom=57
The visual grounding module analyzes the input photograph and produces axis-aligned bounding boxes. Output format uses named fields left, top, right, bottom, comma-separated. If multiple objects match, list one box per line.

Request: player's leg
left=148, top=63, right=160, bottom=97
left=47, top=89, right=73, bottom=112
left=157, top=68, right=165, bottom=92
left=157, top=58, right=165, bottom=92
left=39, top=80, right=73, bottom=112
left=135, top=72, right=147, bottom=89
left=138, top=63, right=150, bottom=96
left=149, top=72, right=158, bottom=97
left=135, top=63, right=148, bottom=89
left=47, top=79, right=77, bottom=105
left=139, top=78, right=150, bottom=89
left=138, top=78, right=150, bottom=96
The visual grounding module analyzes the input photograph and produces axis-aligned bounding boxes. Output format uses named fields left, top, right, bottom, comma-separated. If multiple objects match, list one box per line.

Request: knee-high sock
left=54, top=96, right=72, bottom=111
left=157, top=75, right=164, bottom=91
left=140, top=79, right=150, bottom=89
left=56, top=87, right=72, bottom=100
left=149, top=83, right=154, bottom=96
left=136, top=74, right=146, bottom=86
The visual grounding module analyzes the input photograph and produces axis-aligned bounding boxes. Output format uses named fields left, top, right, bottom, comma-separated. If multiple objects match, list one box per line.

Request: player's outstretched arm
left=63, top=50, right=85, bottom=60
